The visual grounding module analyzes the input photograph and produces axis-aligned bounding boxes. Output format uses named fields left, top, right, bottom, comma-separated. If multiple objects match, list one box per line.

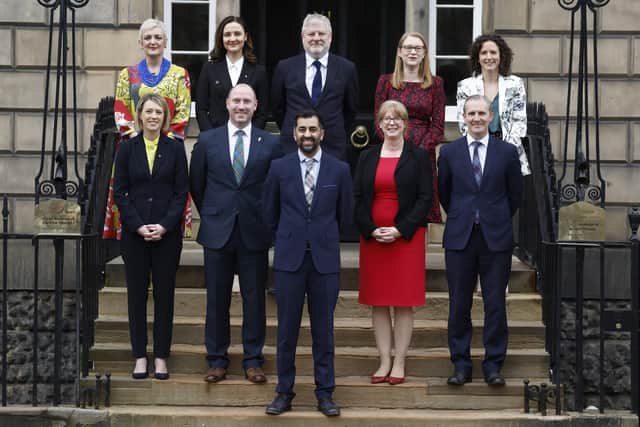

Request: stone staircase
left=85, top=239, right=552, bottom=425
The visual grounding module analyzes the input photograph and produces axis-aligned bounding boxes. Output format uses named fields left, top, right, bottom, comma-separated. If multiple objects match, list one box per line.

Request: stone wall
left=559, top=300, right=633, bottom=410
left=492, top=0, right=640, bottom=240
left=0, top=291, right=78, bottom=405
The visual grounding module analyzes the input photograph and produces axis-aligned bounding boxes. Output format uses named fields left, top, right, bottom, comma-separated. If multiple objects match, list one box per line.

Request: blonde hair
left=139, top=18, right=167, bottom=42
left=391, top=32, right=433, bottom=90
left=135, top=93, right=170, bottom=132
left=376, top=100, right=409, bottom=125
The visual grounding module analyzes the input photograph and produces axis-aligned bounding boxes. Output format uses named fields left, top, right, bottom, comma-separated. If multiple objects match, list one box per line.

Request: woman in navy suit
left=114, top=93, right=189, bottom=380
left=195, top=15, right=268, bottom=130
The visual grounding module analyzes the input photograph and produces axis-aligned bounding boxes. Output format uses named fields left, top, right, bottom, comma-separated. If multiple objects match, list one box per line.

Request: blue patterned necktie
left=304, top=158, right=315, bottom=211
left=472, top=141, right=482, bottom=186
left=232, top=130, right=245, bottom=184
left=472, top=141, right=482, bottom=223
left=311, top=60, right=322, bottom=106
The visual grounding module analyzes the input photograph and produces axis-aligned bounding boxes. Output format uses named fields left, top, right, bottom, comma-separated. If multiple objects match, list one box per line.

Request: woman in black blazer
left=113, top=93, right=189, bottom=380
left=354, top=100, right=433, bottom=385
left=195, top=15, right=268, bottom=130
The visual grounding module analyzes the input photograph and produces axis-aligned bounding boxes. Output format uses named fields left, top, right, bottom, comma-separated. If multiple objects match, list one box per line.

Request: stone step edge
left=91, top=342, right=549, bottom=358
left=94, top=314, right=544, bottom=329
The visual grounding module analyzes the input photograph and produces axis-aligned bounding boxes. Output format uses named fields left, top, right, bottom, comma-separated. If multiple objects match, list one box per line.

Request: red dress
left=374, top=74, right=445, bottom=223
left=358, top=158, right=426, bottom=307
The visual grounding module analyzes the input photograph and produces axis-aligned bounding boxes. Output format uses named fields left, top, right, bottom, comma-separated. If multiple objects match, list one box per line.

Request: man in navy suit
left=438, top=95, right=523, bottom=387
left=190, top=84, right=283, bottom=385
left=262, top=111, right=353, bottom=417
left=271, top=13, right=359, bottom=160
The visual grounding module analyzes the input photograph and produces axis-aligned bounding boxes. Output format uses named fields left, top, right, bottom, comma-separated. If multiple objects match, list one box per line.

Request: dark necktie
left=232, top=130, right=245, bottom=184
left=304, top=158, right=315, bottom=210
left=311, top=60, right=322, bottom=106
left=472, top=141, right=483, bottom=186
left=472, top=141, right=482, bottom=223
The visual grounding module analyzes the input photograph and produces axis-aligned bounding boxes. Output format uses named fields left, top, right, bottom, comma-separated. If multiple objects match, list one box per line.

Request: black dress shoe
left=485, top=372, right=506, bottom=386
left=447, top=371, right=472, bottom=386
left=265, top=393, right=293, bottom=415
left=317, top=397, right=340, bottom=417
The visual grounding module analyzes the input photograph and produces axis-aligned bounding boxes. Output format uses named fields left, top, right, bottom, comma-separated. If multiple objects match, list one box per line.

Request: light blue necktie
left=232, top=130, right=245, bottom=184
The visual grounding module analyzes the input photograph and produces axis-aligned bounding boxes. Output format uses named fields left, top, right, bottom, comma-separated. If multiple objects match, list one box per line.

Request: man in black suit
left=271, top=13, right=359, bottom=160
left=190, top=84, right=283, bottom=385
left=438, top=95, right=523, bottom=387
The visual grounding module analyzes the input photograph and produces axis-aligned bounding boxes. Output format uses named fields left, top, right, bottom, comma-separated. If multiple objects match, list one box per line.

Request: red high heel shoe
left=370, top=374, right=389, bottom=384
left=388, top=371, right=405, bottom=385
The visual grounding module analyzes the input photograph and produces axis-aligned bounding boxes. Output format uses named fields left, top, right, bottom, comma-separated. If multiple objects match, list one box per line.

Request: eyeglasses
left=401, top=45, right=425, bottom=53
left=382, top=117, right=402, bottom=124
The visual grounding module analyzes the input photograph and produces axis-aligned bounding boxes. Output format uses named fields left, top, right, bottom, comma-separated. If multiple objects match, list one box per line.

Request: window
left=428, top=0, right=482, bottom=121
left=164, top=0, right=217, bottom=116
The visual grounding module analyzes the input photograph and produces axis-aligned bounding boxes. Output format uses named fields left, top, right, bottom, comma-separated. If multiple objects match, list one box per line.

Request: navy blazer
left=437, top=136, right=523, bottom=252
left=195, top=60, right=269, bottom=131
left=262, top=151, right=354, bottom=274
left=354, top=143, right=433, bottom=240
left=189, top=125, right=283, bottom=251
left=271, top=53, right=359, bottom=160
left=113, top=133, right=189, bottom=233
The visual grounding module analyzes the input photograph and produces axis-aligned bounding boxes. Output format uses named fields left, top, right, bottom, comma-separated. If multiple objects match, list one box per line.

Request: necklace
left=138, top=58, right=171, bottom=87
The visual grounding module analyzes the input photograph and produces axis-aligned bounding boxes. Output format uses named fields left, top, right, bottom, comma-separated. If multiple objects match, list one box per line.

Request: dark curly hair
left=209, top=16, right=257, bottom=64
left=469, top=33, right=513, bottom=76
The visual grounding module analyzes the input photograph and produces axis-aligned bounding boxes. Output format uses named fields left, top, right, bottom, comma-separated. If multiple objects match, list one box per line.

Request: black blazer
left=113, top=133, right=189, bottom=233
left=354, top=143, right=433, bottom=240
left=195, top=59, right=268, bottom=131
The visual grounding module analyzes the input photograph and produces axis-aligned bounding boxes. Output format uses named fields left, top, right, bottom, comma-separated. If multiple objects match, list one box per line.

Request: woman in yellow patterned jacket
left=104, top=18, right=192, bottom=239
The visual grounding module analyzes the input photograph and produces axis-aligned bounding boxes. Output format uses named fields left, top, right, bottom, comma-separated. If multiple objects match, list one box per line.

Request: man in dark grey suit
left=271, top=13, right=359, bottom=160
left=190, top=84, right=283, bottom=385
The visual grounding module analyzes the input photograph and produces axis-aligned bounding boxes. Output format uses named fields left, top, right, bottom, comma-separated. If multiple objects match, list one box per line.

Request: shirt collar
left=226, top=55, right=244, bottom=71
left=298, top=147, right=322, bottom=164
left=228, top=121, right=252, bottom=138
left=466, top=132, right=490, bottom=147
left=305, top=52, right=329, bottom=68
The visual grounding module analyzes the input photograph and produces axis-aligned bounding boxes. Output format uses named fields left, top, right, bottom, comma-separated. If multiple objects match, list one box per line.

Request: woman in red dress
left=374, top=31, right=444, bottom=224
left=354, top=100, right=433, bottom=385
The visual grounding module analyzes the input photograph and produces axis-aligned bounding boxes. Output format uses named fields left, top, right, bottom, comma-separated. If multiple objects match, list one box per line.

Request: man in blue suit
left=438, top=95, right=523, bottom=387
left=262, top=111, right=353, bottom=417
left=271, top=13, right=359, bottom=160
left=190, top=84, right=283, bottom=385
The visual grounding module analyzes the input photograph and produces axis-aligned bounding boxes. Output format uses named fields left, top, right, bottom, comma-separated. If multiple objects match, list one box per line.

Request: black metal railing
left=0, top=97, right=117, bottom=407
left=513, top=102, right=559, bottom=270
left=538, top=240, right=639, bottom=415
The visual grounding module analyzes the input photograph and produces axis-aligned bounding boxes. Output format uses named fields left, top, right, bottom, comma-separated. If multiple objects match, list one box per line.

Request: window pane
left=172, top=4, right=209, bottom=51
left=437, top=0, right=473, bottom=4
left=172, top=54, right=208, bottom=99
left=436, top=58, right=469, bottom=105
left=436, top=8, right=473, bottom=55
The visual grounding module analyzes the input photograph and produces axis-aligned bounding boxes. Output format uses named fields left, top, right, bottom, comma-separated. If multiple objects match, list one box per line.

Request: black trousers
left=121, top=230, right=182, bottom=358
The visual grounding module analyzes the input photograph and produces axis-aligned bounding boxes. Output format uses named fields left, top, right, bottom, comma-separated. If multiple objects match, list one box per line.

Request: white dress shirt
left=228, top=122, right=252, bottom=166
left=305, top=53, right=328, bottom=98
left=298, top=148, right=322, bottom=189
left=466, top=133, right=489, bottom=173
left=226, top=55, right=244, bottom=87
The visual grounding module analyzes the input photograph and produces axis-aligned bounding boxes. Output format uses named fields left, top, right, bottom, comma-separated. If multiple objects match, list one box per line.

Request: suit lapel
left=240, top=131, right=265, bottom=185
left=216, top=61, right=233, bottom=92
left=151, top=136, right=170, bottom=178
left=458, top=138, right=478, bottom=189
left=292, top=154, right=307, bottom=209
left=216, top=128, right=237, bottom=185
left=316, top=54, right=335, bottom=105
left=309, top=154, right=329, bottom=212
left=132, top=136, right=151, bottom=179
left=482, top=137, right=498, bottom=187
left=297, top=54, right=314, bottom=105
left=238, top=61, right=253, bottom=85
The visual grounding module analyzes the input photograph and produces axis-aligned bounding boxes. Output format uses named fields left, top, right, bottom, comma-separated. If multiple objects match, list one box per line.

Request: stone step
left=105, top=245, right=536, bottom=293
left=98, top=287, right=542, bottom=321
left=102, top=406, right=581, bottom=427
left=88, top=374, right=539, bottom=410
left=90, top=344, right=549, bottom=379
left=93, top=315, right=545, bottom=349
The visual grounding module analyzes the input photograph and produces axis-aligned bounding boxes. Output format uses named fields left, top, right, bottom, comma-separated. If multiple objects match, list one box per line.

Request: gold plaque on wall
left=34, top=199, right=81, bottom=234
left=558, top=201, right=606, bottom=241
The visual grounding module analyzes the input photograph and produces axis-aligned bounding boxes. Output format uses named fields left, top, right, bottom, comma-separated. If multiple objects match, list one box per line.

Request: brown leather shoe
left=204, top=367, right=226, bottom=383
left=245, top=367, right=267, bottom=384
